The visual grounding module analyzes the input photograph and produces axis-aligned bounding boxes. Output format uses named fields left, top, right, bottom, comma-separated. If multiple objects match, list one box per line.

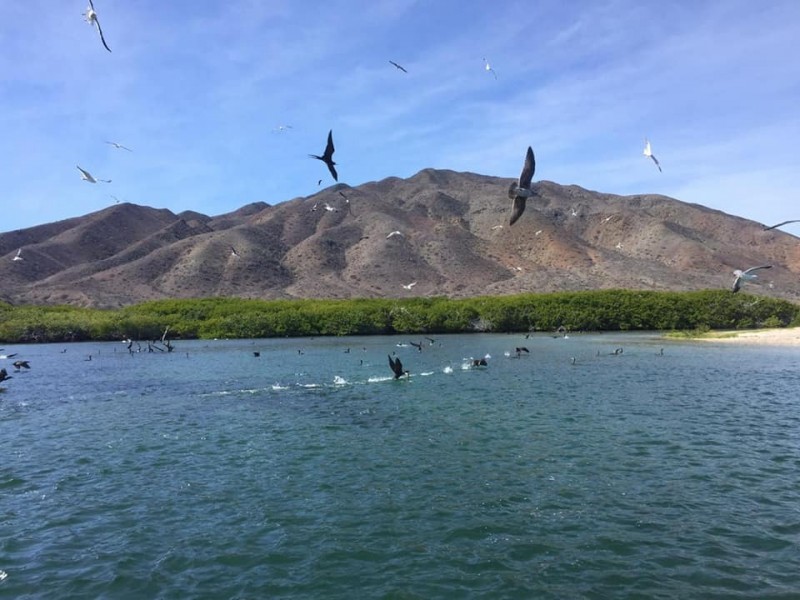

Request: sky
left=2, top=0, right=799, bottom=235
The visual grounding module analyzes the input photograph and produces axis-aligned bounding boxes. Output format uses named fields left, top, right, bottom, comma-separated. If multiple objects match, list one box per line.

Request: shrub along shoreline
left=0, top=290, right=797, bottom=344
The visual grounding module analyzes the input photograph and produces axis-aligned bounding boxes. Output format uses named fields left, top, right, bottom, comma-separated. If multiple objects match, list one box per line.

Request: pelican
left=763, top=220, right=800, bottom=231
left=12, top=249, right=22, bottom=261
left=389, top=60, right=408, bottom=73
left=105, top=141, right=131, bottom=151
left=731, top=265, right=772, bottom=293
left=83, top=0, right=111, bottom=52
left=12, top=360, right=30, bottom=370
left=507, top=146, right=535, bottom=226
left=77, top=165, right=110, bottom=183
left=643, top=138, right=662, bottom=172
left=0, top=368, right=11, bottom=382
left=402, top=282, right=417, bottom=290
left=309, top=129, right=338, bottom=182
left=388, top=354, right=409, bottom=379
left=483, top=58, right=497, bottom=79
left=387, top=231, right=403, bottom=239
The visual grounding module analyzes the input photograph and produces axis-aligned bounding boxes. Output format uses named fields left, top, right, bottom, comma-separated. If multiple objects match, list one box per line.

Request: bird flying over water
left=731, top=265, right=772, bottom=293
left=77, top=165, right=110, bottom=183
left=83, top=0, right=111, bottom=52
left=763, top=220, right=800, bottom=231
left=13, top=360, right=30, bottom=370
left=105, top=141, right=131, bottom=152
left=389, top=60, right=408, bottom=73
left=508, top=146, right=535, bottom=226
left=483, top=58, right=497, bottom=79
left=388, top=354, right=409, bottom=379
left=643, top=138, right=662, bottom=172
left=309, top=129, right=338, bottom=181
left=0, top=368, right=10, bottom=382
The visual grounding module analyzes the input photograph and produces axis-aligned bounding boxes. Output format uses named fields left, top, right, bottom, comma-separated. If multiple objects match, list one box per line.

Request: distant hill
left=2, top=169, right=798, bottom=308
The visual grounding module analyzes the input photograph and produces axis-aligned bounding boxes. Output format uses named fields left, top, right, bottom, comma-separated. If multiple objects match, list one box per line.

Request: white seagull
left=105, top=141, right=132, bottom=152
left=616, top=242, right=624, bottom=250
left=731, top=265, right=772, bottom=293
left=272, top=125, right=293, bottom=133
left=483, top=58, right=497, bottom=80
left=77, top=165, right=110, bottom=183
left=643, top=138, right=662, bottom=172
left=12, top=249, right=23, bottom=261
left=386, top=231, right=403, bottom=239
left=402, top=282, right=417, bottom=290
left=83, top=0, right=111, bottom=52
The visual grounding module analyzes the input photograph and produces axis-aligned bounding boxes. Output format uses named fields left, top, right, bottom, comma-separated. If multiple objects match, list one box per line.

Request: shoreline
left=688, top=327, right=800, bottom=346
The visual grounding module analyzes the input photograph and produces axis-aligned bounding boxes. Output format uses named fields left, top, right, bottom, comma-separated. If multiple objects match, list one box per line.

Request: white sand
left=694, top=327, right=800, bottom=346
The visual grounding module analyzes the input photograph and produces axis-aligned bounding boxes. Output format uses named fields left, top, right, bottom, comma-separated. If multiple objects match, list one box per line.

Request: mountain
left=2, top=169, right=799, bottom=308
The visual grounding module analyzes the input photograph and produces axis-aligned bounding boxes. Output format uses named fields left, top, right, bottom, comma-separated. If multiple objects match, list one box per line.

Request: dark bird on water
left=472, top=358, right=488, bottom=367
left=388, top=354, right=409, bottom=379
left=0, top=368, right=11, bottom=382
left=389, top=60, right=408, bottom=73
left=508, top=146, right=535, bottom=225
left=763, top=220, right=800, bottom=231
left=309, top=130, right=338, bottom=182
left=13, top=360, right=30, bottom=370
left=515, top=347, right=529, bottom=357
left=253, top=351, right=260, bottom=357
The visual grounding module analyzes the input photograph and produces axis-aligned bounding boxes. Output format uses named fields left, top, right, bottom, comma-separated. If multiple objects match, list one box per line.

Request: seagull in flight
left=77, top=165, right=111, bottom=183
left=272, top=125, right=293, bottom=133
left=731, top=265, right=772, bottom=293
left=483, top=57, right=497, bottom=79
left=230, top=246, right=239, bottom=258
left=12, top=249, right=23, bottom=261
left=388, top=354, right=410, bottom=379
left=105, top=141, right=132, bottom=152
left=83, top=0, right=111, bottom=52
left=309, top=129, right=338, bottom=182
left=387, top=231, right=403, bottom=239
left=402, top=282, right=417, bottom=290
left=389, top=60, right=408, bottom=73
left=643, top=138, right=662, bottom=172
left=507, top=146, right=535, bottom=226
left=763, top=220, right=800, bottom=231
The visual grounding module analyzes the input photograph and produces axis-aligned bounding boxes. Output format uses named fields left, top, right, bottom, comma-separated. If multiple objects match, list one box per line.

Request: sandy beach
left=694, top=327, right=800, bottom=346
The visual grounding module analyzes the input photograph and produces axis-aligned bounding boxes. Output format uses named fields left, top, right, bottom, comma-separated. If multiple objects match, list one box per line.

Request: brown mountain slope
left=2, top=169, right=799, bottom=308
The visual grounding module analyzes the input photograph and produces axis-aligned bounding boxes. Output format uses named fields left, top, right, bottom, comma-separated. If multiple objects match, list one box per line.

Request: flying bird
left=483, top=58, right=497, bottom=79
left=402, top=282, right=417, bottom=290
left=13, top=360, right=30, bottom=370
left=272, top=125, right=293, bottom=133
left=309, top=129, right=338, bottom=181
left=12, top=249, right=22, bottom=261
left=508, top=146, right=535, bottom=226
left=388, top=354, right=409, bottom=379
left=389, top=60, right=408, bottom=73
left=77, top=165, right=110, bottom=183
left=763, top=220, right=800, bottom=231
left=83, top=0, right=111, bottom=52
left=386, top=231, right=403, bottom=239
left=230, top=246, right=239, bottom=258
left=643, top=138, right=662, bottom=172
left=731, top=265, right=772, bottom=293
left=0, top=368, right=11, bottom=382
left=105, top=141, right=131, bottom=152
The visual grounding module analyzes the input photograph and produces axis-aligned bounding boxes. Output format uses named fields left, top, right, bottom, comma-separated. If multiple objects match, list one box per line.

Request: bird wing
left=731, top=275, right=742, bottom=292
left=76, top=165, right=95, bottom=181
left=388, top=354, right=401, bottom=377
left=518, top=146, right=535, bottom=188
left=650, top=155, right=662, bottom=172
left=509, top=196, right=527, bottom=226
left=93, top=13, right=112, bottom=52
left=743, top=265, right=772, bottom=275
left=763, top=219, right=800, bottom=230
left=323, top=130, right=335, bottom=161
left=327, top=162, right=338, bottom=181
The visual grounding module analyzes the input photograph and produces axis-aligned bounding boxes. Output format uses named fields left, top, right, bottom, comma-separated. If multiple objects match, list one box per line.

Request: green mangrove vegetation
left=0, top=289, right=797, bottom=344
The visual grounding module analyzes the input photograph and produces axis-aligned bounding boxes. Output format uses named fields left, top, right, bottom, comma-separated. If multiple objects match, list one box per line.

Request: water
left=1, top=333, right=799, bottom=599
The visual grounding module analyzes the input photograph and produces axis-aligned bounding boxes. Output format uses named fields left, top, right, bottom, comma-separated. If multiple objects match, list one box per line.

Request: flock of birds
left=5, top=2, right=795, bottom=302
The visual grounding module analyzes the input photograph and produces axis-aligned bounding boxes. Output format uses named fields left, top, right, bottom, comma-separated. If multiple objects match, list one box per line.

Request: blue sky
left=2, top=0, right=799, bottom=234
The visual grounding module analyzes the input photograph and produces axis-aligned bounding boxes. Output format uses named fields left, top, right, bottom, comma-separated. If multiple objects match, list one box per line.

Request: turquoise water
left=1, top=333, right=799, bottom=599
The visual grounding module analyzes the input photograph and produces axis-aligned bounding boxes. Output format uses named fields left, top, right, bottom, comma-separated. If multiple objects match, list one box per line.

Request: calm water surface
left=1, top=333, right=799, bottom=599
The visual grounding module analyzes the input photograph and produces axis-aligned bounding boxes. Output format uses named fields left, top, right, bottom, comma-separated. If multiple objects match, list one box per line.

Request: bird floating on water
left=731, top=265, right=772, bottom=293
left=643, top=138, right=662, bottom=172
left=105, top=141, right=131, bottom=152
left=763, top=220, right=800, bottom=231
left=508, top=146, right=535, bottom=226
left=77, top=165, right=110, bottom=183
left=388, top=354, right=409, bottom=379
left=389, top=60, right=408, bottom=73
left=83, top=0, right=111, bottom=52
left=309, top=129, right=338, bottom=182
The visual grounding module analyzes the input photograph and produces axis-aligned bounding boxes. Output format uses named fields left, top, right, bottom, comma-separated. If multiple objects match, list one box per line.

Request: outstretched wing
left=509, top=196, right=527, bottom=226
left=763, top=219, right=800, bottom=231
left=743, top=265, right=772, bottom=276
left=519, top=147, right=535, bottom=188
left=323, top=130, right=335, bottom=161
